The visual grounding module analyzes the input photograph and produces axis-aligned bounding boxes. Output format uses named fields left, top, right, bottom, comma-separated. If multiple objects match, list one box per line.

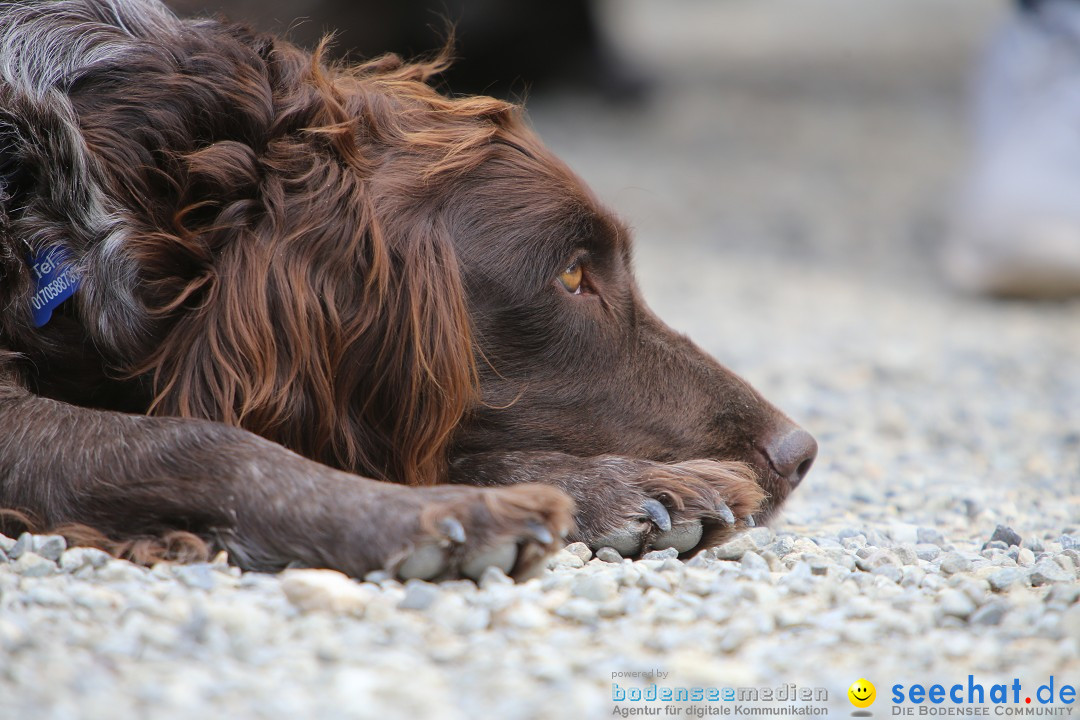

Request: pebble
left=939, top=589, right=977, bottom=620
left=563, top=542, right=592, bottom=563
left=939, top=553, right=972, bottom=575
left=280, top=570, right=373, bottom=616
left=872, top=564, right=902, bottom=584
left=915, top=544, right=941, bottom=561
left=174, top=564, right=216, bottom=591
left=59, top=547, right=111, bottom=573
left=987, top=525, right=1022, bottom=549
left=10, top=534, right=68, bottom=562
left=969, top=601, right=1007, bottom=626
left=399, top=580, right=441, bottom=611
left=546, top=549, right=584, bottom=569
left=13, top=552, right=56, bottom=577
left=712, top=535, right=757, bottom=561
left=917, top=528, right=946, bottom=546
left=571, top=573, right=618, bottom=602
left=1029, top=559, right=1073, bottom=586
left=739, top=551, right=770, bottom=572
left=987, top=567, right=1024, bottom=592
left=594, top=547, right=623, bottom=563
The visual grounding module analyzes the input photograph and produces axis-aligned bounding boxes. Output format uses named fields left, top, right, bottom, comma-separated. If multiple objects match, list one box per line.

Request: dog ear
left=131, top=43, right=479, bottom=487
left=137, top=154, right=477, bottom=487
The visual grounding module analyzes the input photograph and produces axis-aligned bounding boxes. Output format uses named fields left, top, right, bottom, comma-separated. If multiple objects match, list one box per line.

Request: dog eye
left=559, top=262, right=583, bottom=294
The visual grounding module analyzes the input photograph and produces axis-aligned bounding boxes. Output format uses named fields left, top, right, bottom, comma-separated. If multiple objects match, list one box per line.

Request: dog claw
left=642, top=499, right=672, bottom=532
left=744, top=515, right=756, bottom=527
left=526, top=521, right=553, bottom=546
left=715, top=501, right=736, bottom=526
left=438, top=516, right=467, bottom=544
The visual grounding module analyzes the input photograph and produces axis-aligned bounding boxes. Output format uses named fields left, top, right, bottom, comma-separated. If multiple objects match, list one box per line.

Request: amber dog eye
left=559, top=261, right=583, bottom=294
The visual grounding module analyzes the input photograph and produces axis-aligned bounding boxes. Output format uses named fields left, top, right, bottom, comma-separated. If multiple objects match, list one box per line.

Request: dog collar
left=28, top=246, right=80, bottom=327
left=0, top=139, right=82, bottom=327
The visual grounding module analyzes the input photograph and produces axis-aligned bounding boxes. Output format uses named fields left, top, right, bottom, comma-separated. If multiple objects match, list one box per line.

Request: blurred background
left=165, top=0, right=1005, bottom=284
left=165, top=0, right=1078, bottom=533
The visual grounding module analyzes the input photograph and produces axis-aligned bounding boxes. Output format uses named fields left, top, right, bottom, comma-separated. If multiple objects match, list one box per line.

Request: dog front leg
left=0, top=377, right=571, bottom=579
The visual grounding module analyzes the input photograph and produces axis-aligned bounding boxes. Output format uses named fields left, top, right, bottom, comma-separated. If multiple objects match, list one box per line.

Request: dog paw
left=575, top=459, right=765, bottom=558
left=388, top=484, right=574, bottom=582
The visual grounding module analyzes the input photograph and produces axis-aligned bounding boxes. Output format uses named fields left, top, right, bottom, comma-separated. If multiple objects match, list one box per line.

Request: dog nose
left=763, top=426, right=817, bottom=487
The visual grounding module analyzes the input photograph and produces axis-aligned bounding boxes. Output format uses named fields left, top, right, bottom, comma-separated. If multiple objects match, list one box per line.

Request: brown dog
left=0, top=0, right=816, bottom=580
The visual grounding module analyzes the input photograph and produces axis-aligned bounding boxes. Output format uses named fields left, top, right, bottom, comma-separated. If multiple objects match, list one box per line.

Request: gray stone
left=1045, top=584, right=1080, bottom=607
left=1029, top=559, right=1072, bottom=586
left=399, top=580, right=441, bottom=610
left=554, top=598, right=598, bottom=624
left=837, top=527, right=864, bottom=541
left=808, top=556, right=831, bottom=576
left=502, top=603, right=551, bottom=630
left=563, top=542, right=593, bottom=563
left=967, top=604, right=1006, bottom=626
left=988, top=567, right=1024, bottom=592
left=939, top=552, right=971, bottom=575
left=740, top=551, right=770, bottom=572
left=595, top=547, right=623, bottom=563
left=768, top=536, right=796, bottom=556
left=280, top=569, right=372, bottom=616
left=917, top=527, right=945, bottom=546
left=31, top=535, right=67, bottom=562
left=572, top=573, right=618, bottom=602
left=746, top=527, right=775, bottom=548
left=892, top=544, right=919, bottom=565
left=8, top=533, right=32, bottom=560
left=888, top=523, right=919, bottom=545
left=855, top=549, right=897, bottom=572
left=641, top=547, right=679, bottom=561
left=987, top=525, right=1022, bottom=549
left=871, top=564, right=902, bottom=583
left=638, top=568, right=673, bottom=593
left=901, top=566, right=926, bottom=588
left=13, top=552, right=55, bottom=577
left=712, top=534, right=758, bottom=561
left=174, top=564, right=216, bottom=591
left=545, top=549, right=585, bottom=570
left=939, top=589, right=976, bottom=619
left=59, top=547, right=111, bottom=572
left=915, top=544, right=941, bottom=561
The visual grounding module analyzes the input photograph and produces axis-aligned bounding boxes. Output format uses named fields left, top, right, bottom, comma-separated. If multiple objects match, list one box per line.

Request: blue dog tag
left=28, top=246, right=80, bottom=327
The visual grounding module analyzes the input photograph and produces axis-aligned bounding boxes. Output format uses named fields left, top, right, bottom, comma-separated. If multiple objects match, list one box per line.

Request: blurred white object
left=946, top=0, right=1080, bottom=297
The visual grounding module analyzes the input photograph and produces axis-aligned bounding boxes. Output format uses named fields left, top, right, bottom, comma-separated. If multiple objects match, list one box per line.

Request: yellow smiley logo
left=848, top=679, right=876, bottom=708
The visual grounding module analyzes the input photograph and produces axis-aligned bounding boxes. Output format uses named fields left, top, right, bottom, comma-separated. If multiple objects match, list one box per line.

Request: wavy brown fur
left=100, top=39, right=521, bottom=485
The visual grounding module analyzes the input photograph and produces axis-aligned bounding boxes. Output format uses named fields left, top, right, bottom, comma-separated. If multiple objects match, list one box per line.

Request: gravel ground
left=3, top=1, right=1080, bottom=718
